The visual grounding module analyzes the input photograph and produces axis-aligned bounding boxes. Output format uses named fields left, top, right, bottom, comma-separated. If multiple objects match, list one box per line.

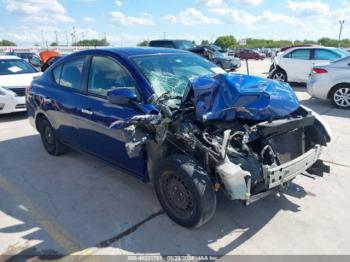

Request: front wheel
left=331, top=85, right=350, bottom=109
left=271, top=69, right=287, bottom=82
left=154, top=155, right=216, bottom=228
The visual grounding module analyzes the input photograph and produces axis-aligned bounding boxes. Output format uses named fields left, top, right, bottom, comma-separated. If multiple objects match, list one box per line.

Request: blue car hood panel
left=187, top=74, right=300, bottom=121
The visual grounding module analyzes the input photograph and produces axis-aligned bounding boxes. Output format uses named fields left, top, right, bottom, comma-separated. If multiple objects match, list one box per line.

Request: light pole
left=338, top=20, right=345, bottom=47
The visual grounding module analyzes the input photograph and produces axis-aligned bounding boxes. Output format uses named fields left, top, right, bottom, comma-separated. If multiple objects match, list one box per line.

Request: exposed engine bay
left=111, top=73, right=331, bottom=204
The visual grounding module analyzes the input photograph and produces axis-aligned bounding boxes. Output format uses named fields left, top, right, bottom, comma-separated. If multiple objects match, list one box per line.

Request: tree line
left=0, top=40, right=16, bottom=46
left=2, top=36, right=350, bottom=49
left=137, top=36, right=350, bottom=49
left=211, top=36, right=350, bottom=49
left=0, top=38, right=110, bottom=47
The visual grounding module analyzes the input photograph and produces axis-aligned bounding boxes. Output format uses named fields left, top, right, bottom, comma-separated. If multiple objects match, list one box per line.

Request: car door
left=43, top=56, right=86, bottom=149
left=77, top=55, right=146, bottom=178
left=281, top=49, right=312, bottom=82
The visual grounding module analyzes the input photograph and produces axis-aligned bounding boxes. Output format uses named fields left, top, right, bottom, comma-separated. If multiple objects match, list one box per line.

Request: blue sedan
left=27, top=48, right=331, bottom=228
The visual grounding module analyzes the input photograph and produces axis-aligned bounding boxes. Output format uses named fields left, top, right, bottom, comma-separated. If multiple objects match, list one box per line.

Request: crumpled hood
left=185, top=73, right=300, bottom=122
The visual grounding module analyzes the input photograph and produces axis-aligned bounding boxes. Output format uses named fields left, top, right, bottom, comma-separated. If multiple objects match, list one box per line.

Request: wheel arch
left=275, top=65, right=287, bottom=74
left=34, top=111, right=55, bottom=132
left=327, top=82, right=350, bottom=99
left=271, top=65, right=288, bottom=81
left=154, top=153, right=216, bottom=228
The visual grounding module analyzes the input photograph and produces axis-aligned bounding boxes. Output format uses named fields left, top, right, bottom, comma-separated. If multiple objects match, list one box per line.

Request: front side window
left=0, top=59, right=37, bottom=75
left=59, top=57, right=84, bottom=90
left=87, top=56, right=137, bottom=97
left=285, top=49, right=310, bottom=60
left=314, top=49, right=341, bottom=61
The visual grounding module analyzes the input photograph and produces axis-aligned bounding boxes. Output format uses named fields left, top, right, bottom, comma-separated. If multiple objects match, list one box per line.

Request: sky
left=0, top=0, right=349, bottom=46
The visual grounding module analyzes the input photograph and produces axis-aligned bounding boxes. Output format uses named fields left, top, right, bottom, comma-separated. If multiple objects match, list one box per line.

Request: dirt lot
left=0, top=59, right=350, bottom=259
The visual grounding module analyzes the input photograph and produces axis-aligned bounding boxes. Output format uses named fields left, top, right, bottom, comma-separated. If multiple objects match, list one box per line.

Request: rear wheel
left=331, top=85, right=350, bottom=109
left=272, top=69, right=287, bottom=82
left=154, top=155, right=216, bottom=228
left=38, top=118, right=68, bottom=155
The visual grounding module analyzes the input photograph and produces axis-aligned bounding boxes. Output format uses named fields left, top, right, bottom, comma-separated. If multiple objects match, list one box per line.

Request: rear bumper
left=306, top=76, right=331, bottom=100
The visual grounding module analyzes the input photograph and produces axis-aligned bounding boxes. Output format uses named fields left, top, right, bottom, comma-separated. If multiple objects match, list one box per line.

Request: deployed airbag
left=185, top=74, right=300, bottom=121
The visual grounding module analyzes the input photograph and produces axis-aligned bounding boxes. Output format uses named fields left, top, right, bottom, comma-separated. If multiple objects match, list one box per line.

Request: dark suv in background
left=149, top=40, right=241, bottom=71
left=149, top=39, right=196, bottom=50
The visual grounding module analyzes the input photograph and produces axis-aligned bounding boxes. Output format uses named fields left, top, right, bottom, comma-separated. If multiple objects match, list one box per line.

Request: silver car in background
left=307, top=56, right=350, bottom=109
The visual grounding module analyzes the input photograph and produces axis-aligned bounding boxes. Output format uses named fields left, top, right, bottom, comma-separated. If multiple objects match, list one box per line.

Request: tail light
left=312, top=68, right=328, bottom=74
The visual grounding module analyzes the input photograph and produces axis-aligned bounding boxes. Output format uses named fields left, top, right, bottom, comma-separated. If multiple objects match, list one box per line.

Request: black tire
left=154, top=155, right=216, bottom=228
left=271, top=69, right=287, bottom=82
left=38, top=118, right=68, bottom=156
left=330, top=84, right=350, bottom=109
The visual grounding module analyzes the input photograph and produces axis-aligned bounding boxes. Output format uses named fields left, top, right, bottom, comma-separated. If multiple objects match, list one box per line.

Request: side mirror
left=29, top=56, right=41, bottom=68
left=107, top=88, right=138, bottom=106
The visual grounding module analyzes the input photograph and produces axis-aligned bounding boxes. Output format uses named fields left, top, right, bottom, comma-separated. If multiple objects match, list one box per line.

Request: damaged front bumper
left=219, top=145, right=323, bottom=205
left=266, top=145, right=321, bottom=190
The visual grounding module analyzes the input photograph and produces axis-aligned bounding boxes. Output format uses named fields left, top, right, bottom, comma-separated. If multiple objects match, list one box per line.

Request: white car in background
left=269, top=46, right=349, bottom=83
left=0, top=56, right=41, bottom=114
left=307, top=56, right=350, bottom=109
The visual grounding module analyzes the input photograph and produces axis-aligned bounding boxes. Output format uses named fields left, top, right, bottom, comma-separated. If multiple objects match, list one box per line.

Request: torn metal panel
left=216, top=157, right=250, bottom=200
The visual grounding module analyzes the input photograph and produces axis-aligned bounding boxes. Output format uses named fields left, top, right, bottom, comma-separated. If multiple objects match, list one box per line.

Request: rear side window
left=52, top=65, right=62, bottom=84
left=285, top=49, right=310, bottom=60
left=314, top=49, right=340, bottom=61
left=59, top=57, right=84, bottom=90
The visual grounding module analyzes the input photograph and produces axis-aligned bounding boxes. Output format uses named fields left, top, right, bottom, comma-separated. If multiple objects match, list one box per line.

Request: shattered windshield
left=132, top=53, right=224, bottom=98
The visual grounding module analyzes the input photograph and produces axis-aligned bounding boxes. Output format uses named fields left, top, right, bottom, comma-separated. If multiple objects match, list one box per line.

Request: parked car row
left=268, top=45, right=350, bottom=109
left=6, top=50, right=63, bottom=73
left=0, top=56, right=42, bottom=114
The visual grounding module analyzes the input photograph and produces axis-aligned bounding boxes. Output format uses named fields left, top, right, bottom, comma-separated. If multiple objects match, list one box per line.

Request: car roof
left=286, top=46, right=337, bottom=53
left=0, top=55, right=22, bottom=60
left=67, top=47, right=189, bottom=58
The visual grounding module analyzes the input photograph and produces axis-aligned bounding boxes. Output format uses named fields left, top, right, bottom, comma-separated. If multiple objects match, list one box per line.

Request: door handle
left=81, top=108, right=93, bottom=115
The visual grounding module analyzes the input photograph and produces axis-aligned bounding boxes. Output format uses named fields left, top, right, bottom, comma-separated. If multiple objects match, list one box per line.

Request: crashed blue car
left=27, top=48, right=331, bottom=228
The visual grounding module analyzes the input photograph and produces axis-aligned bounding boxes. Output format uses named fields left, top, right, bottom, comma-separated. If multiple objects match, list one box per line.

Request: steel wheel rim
left=44, top=126, right=54, bottom=145
left=334, top=87, right=350, bottom=107
left=273, top=72, right=285, bottom=81
left=160, top=172, right=195, bottom=220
